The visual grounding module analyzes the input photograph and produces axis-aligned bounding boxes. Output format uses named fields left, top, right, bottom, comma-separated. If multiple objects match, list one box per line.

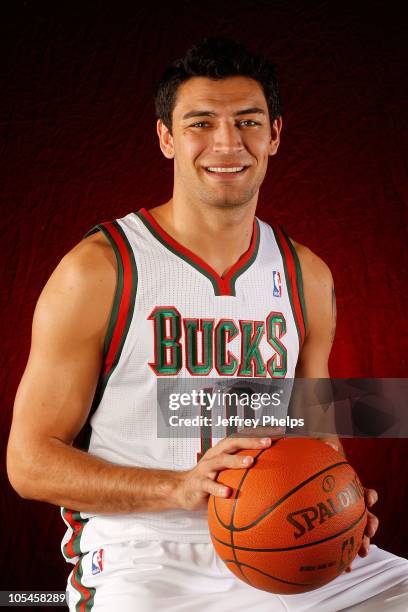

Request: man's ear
left=268, top=116, right=283, bottom=157
left=157, top=119, right=175, bottom=159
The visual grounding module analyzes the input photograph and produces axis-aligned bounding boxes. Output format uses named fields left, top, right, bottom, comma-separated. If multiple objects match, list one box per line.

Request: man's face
left=157, top=76, right=282, bottom=209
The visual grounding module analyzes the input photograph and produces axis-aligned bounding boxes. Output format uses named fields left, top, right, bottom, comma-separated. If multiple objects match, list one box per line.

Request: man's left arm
left=294, top=241, right=378, bottom=565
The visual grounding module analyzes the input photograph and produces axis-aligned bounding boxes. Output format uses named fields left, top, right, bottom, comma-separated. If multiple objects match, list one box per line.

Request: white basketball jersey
left=61, top=208, right=307, bottom=564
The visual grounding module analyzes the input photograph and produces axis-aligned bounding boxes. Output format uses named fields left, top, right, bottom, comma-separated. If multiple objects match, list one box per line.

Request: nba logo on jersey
left=273, top=271, right=282, bottom=297
left=91, top=549, right=104, bottom=575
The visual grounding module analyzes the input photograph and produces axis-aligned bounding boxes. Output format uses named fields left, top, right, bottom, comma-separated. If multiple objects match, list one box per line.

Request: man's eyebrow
left=182, top=110, right=215, bottom=120
left=182, top=107, right=266, bottom=120
left=235, top=107, right=265, bottom=116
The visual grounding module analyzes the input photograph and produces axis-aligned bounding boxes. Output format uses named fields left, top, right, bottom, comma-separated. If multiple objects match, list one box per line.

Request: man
left=7, top=38, right=408, bottom=611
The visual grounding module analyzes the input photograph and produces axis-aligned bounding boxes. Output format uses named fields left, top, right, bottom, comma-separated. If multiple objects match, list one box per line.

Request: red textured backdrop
left=1, top=0, right=407, bottom=592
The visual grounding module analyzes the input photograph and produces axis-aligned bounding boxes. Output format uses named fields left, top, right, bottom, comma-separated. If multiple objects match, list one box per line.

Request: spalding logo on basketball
left=207, top=438, right=367, bottom=594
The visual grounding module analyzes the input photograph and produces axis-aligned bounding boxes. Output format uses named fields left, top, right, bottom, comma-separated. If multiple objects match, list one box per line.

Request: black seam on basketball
left=230, top=463, right=247, bottom=578
left=211, top=507, right=366, bottom=553
left=212, top=446, right=270, bottom=530
left=229, top=460, right=350, bottom=532
left=224, top=560, right=313, bottom=587
left=212, top=445, right=275, bottom=582
left=231, top=446, right=272, bottom=578
left=231, top=446, right=272, bottom=528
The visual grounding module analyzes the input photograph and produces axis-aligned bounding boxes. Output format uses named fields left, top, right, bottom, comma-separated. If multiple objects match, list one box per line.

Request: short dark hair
left=155, top=37, right=281, bottom=134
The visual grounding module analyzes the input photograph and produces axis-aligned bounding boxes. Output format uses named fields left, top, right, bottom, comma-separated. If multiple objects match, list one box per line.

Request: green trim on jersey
left=61, top=509, right=87, bottom=558
left=78, top=221, right=137, bottom=451
left=93, top=225, right=125, bottom=357
left=228, top=221, right=261, bottom=294
left=135, top=211, right=260, bottom=297
left=135, top=210, right=221, bottom=294
left=71, top=557, right=95, bottom=611
left=272, top=227, right=303, bottom=348
left=278, top=225, right=308, bottom=333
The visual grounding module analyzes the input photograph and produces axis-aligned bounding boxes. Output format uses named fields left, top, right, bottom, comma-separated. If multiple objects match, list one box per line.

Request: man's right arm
left=7, top=232, right=270, bottom=514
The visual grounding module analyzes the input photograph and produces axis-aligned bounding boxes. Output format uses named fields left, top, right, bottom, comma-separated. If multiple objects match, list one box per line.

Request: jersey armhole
left=271, top=225, right=308, bottom=349
left=75, top=221, right=137, bottom=451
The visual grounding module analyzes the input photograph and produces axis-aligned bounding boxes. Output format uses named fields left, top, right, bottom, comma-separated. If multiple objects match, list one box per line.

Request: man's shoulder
left=32, top=229, right=118, bottom=352
left=69, top=229, right=117, bottom=272
left=259, top=219, right=333, bottom=286
left=43, top=230, right=117, bottom=305
left=289, top=237, right=333, bottom=288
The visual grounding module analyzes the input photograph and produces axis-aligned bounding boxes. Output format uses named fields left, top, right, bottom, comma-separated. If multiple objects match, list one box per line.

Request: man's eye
left=239, top=120, right=259, bottom=127
left=191, top=121, right=210, bottom=128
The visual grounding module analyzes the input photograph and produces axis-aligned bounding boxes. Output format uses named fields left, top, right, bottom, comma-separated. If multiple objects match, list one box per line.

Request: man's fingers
left=358, top=534, right=370, bottom=557
left=226, top=435, right=277, bottom=450
left=206, top=452, right=255, bottom=472
left=366, top=510, right=379, bottom=538
left=324, top=441, right=339, bottom=451
left=241, top=426, right=286, bottom=438
left=209, top=436, right=273, bottom=456
left=202, top=479, right=231, bottom=499
left=365, top=488, right=378, bottom=507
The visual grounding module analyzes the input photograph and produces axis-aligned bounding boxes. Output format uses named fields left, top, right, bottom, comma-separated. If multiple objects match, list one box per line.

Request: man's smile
left=202, top=164, right=250, bottom=178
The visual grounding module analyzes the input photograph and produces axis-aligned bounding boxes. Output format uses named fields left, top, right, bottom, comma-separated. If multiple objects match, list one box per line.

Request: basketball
left=208, top=437, right=367, bottom=595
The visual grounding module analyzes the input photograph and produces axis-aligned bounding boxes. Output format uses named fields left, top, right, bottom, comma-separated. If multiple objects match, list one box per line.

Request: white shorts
left=66, top=540, right=408, bottom=611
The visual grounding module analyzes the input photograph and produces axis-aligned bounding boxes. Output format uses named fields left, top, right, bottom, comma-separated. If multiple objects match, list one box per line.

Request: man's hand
left=319, top=437, right=342, bottom=453
left=345, top=487, right=379, bottom=572
left=176, top=436, right=276, bottom=511
left=314, top=439, right=378, bottom=573
left=359, top=487, right=379, bottom=556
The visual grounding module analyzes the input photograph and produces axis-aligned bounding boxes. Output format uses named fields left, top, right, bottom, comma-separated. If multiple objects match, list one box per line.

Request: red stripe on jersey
left=139, top=208, right=257, bottom=297
left=63, top=509, right=83, bottom=559
left=274, top=226, right=306, bottom=348
left=223, top=220, right=259, bottom=289
left=100, top=221, right=133, bottom=378
left=70, top=562, right=92, bottom=612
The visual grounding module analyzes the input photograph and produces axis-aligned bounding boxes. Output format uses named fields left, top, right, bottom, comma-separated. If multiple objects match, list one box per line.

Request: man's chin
left=197, top=188, right=256, bottom=209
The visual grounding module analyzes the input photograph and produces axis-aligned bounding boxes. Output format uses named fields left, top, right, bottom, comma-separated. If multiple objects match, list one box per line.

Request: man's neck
left=148, top=198, right=257, bottom=278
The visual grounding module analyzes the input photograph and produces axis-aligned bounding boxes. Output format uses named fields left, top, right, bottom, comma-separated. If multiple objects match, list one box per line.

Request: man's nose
left=212, top=122, right=244, bottom=154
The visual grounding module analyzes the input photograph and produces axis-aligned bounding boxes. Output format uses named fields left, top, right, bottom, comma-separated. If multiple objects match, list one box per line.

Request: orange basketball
left=208, top=437, right=367, bottom=594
